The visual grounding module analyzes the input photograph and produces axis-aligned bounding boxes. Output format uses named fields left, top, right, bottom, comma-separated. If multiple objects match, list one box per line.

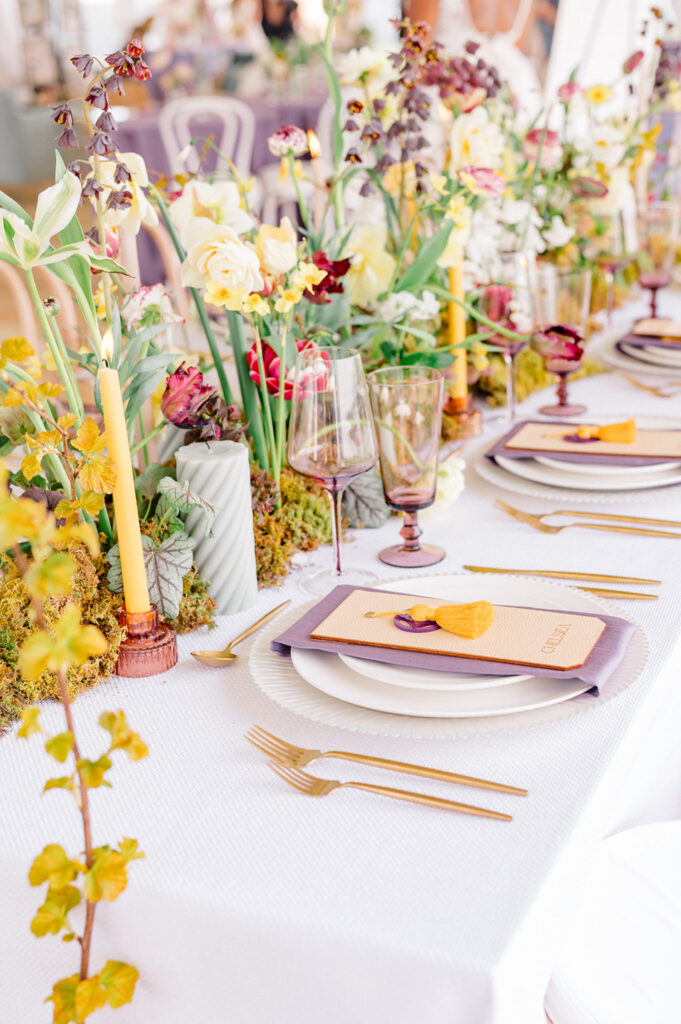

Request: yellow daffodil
left=444, top=195, right=471, bottom=229
left=429, top=173, right=447, bottom=195
left=584, top=84, right=612, bottom=106
left=204, top=281, right=247, bottom=311
left=274, top=287, right=304, bottom=313
left=344, top=225, right=396, bottom=307
left=242, top=293, right=269, bottom=316
left=290, top=261, right=327, bottom=293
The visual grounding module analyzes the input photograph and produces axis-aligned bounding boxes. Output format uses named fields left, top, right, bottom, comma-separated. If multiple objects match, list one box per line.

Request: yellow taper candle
left=99, top=331, right=150, bottom=614
left=448, top=263, right=468, bottom=400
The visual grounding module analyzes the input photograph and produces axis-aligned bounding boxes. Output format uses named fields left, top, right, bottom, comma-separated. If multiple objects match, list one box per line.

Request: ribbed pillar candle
left=175, top=440, right=258, bottom=614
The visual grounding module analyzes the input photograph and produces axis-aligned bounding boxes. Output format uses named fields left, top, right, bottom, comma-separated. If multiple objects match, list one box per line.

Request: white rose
left=336, top=47, right=389, bottom=86
left=170, top=179, right=253, bottom=249
left=256, top=217, right=298, bottom=276
left=448, top=107, right=504, bottom=174
left=181, top=221, right=263, bottom=292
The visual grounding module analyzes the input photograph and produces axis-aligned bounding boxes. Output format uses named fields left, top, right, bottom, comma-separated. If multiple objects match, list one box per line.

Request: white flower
left=255, top=217, right=298, bottom=276
left=267, top=124, right=309, bottom=158
left=378, top=289, right=439, bottom=324
left=591, top=124, right=627, bottom=171
left=170, top=179, right=253, bottom=249
left=448, top=107, right=504, bottom=174
left=123, top=284, right=184, bottom=328
left=420, top=455, right=466, bottom=519
left=336, top=47, right=389, bottom=86
left=0, top=172, right=90, bottom=269
left=96, top=152, right=158, bottom=236
left=181, top=220, right=263, bottom=293
left=542, top=214, right=574, bottom=251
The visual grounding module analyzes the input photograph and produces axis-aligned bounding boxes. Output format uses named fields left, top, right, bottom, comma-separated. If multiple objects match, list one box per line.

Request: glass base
left=539, top=403, right=587, bottom=417
left=378, top=543, right=446, bottom=568
left=296, top=565, right=379, bottom=598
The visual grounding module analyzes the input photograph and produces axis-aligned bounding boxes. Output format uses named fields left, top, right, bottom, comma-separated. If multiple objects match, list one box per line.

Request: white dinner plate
left=535, top=454, right=678, bottom=476
left=619, top=342, right=681, bottom=368
left=595, top=338, right=681, bottom=378
left=495, top=453, right=681, bottom=492
left=338, top=574, right=535, bottom=691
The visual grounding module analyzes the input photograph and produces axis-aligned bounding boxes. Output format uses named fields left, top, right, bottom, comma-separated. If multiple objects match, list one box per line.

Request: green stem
left=253, top=331, right=277, bottom=475
left=430, top=284, right=530, bottom=344
left=48, top=312, right=85, bottom=424
left=137, top=411, right=150, bottom=467
left=25, top=270, right=84, bottom=420
left=130, top=420, right=166, bottom=456
left=98, top=504, right=114, bottom=544
left=287, top=154, right=312, bottom=236
left=275, top=319, right=289, bottom=477
left=227, top=311, right=269, bottom=470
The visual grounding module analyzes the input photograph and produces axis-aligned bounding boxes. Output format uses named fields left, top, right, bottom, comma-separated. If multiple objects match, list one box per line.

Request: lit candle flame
left=307, top=129, right=321, bottom=160
left=101, top=328, right=114, bottom=364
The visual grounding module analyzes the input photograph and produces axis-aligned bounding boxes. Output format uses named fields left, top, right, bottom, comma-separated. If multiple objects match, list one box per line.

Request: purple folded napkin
left=485, top=419, right=677, bottom=467
left=271, top=585, right=636, bottom=696
left=617, top=332, right=681, bottom=352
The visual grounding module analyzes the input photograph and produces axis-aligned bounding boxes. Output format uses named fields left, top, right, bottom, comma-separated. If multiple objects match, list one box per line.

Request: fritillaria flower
left=52, top=104, right=74, bottom=126
left=161, top=363, right=216, bottom=429
left=71, top=53, right=94, bottom=77
left=267, top=125, right=309, bottom=158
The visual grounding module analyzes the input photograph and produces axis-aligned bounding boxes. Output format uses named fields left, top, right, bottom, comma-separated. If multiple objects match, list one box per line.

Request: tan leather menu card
left=504, top=422, right=681, bottom=459
left=310, top=589, right=606, bottom=671
left=632, top=318, right=681, bottom=340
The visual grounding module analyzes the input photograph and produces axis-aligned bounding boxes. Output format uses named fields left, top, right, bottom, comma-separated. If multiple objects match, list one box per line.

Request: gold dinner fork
left=268, top=761, right=513, bottom=820
left=622, top=373, right=681, bottom=398
left=245, top=724, right=526, bottom=795
left=495, top=500, right=681, bottom=538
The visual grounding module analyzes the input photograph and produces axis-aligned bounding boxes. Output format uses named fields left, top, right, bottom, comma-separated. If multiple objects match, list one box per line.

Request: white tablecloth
left=2, top=297, right=681, bottom=1024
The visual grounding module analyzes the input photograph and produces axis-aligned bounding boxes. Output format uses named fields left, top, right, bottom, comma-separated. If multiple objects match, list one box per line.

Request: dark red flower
left=106, top=50, right=136, bottom=77
left=531, top=324, right=584, bottom=367
left=133, top=60, right=152, bottom=81
left=246, top=338, right=315, bottom=399
left=161, top=363, right=216, bottom=429
left=126, top=38, right=144, bottom=59
left=305, top=251, right=351, bottom=304
left=52, top=103, right=73, bottom=126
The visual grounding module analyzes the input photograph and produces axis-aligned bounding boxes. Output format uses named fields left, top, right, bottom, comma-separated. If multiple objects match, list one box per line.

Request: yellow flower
left=204, top=281, right=247, bottom=311
left=382, top=161, right=417, bottom=199
left=429, top=173, right=447, bottom=195
left=242, top=293, right=269, bottom=316
left=584, top=84, right=612, bottom=106
left=344, top=225, right=396, bottom=307
left=274, top=287, right=304, bottom=313
left=444, top=195, right=471, bottom=229
left=290, top=261, right=327, bottom=293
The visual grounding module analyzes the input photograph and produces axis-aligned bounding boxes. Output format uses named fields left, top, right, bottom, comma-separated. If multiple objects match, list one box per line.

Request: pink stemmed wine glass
left=636, top=200, right=680, bottom=317
left=287, top=346, right=378, bottom=596
left=531, top=325, right=586, bottom=416
left=367, top=366, right=445, bottom=568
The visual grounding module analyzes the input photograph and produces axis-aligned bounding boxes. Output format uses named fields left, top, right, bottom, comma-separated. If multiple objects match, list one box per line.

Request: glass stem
left=650, top=287, right=658, bottom=318
left=504, top=352, right=517, bottom=423
left=605, top=269, right=614, bottom=328
left=556, top=371, right=569, bottom=408
left=329, top=487, right=344, bottom=576
left=400, top=510, right=422, bottom=553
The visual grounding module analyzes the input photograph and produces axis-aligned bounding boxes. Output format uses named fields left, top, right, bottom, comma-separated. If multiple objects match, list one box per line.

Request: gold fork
left=246, top=724, right=526, bottom=795
left=268, top=761, right=513, bottom=820
left=495, top=500, right=681, bottom=538
left=622, top=373, right=681, bottom=398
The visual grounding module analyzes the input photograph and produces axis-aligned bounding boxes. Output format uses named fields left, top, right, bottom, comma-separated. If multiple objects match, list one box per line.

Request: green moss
left=169, top=566, right=216, bottom=633
left=253, top=468, right=332, bottom=587
left=473, top=348, right=605, bottom=408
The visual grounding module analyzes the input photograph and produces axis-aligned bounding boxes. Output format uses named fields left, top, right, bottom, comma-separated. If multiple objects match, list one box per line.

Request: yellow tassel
left=576, top=418, right=637, bottom=443
left=432, top=601, right=495, bottom=639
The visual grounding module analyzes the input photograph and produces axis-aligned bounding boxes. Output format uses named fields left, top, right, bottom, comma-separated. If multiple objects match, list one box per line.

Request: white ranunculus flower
left=336, top=46, right=389, bottom=86
left=543, top=214, right=574, bottom=251
left=448, top=107, right=504, bottom=174
left=123, top=284, right=184, bottom=328
left=255, top=217, right=297, bottom=276
left=170, top=179, right=253, bottom=248
left=97, top=152, right=158, bottom=235
left=378, top=289, right=439, bottom=324
left=181, top=221, right=263, bottom=293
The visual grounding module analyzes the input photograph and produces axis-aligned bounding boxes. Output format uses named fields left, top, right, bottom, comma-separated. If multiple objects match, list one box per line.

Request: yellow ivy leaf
left=44, top=776, right=77, bottom=796
left=79, top=491, right=104, bottom=516
left=3, top=387, right=24, bottom=407
left=118, top=838, right=145, bottom=865
left=24, top=354, right=42, bottom=380
left=52, top=522, right=101, bottom=558
left=18, top=606, right=108, bottom=680
left=46, top=974, right=79, bottom=1024
left=38, top=381, right=63, bottom=399
left=45, top=731, right=74, bottom=764
left=31, top=884, right=80, bottom=937
left=76, top=755, right=112, bottom=788
left=99, top=961, right=139, bottom=1009
left=24, top=551, right=75, bottom=598
left=99, top=711, right=149, bottom=761
left=83, top=849, right=128, bottom=902
left=17, top=706, right=42, bottom=739
left=21, top=452, right=43, bottom=481
left=0, top=336, right=34, bottom=368
left=0, top=493, right=53, bottom=550
left=29, top=844, right=81, bottom=889
left=57, top=412, right=77, bottom=431
left=33, top=429, right=61, bottom=448
left=73, top=418, right=107, bottom=456
left=18, top=631, right=55, bottom=681
left=74, top=977, right=107, bottom=1021
left=77, top=453, right=116, bottom=493
left=54, top=499, right=80, bottom=526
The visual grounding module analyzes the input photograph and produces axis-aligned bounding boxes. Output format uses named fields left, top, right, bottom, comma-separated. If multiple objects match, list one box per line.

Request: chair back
left=158, top=96, right=256, bottom=178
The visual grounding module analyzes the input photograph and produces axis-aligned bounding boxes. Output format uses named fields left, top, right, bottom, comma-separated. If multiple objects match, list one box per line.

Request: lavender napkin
left=485, top=419, right=677, bottom=467
left=271, top=585, right=636, bottom=696
left=617, top=332, right=681, bottom=352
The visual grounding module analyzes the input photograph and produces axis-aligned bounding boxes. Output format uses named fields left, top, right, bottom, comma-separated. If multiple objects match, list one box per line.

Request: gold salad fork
left=495, top=499, right=681, bottom=538
left=246, top=725, right=526, bottom=795
left=622, top=373, right=681, bottom=398
left=268, top=761, right=513, bottom=820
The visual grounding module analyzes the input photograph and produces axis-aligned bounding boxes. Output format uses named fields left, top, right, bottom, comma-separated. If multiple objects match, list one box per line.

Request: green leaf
left=31, top=884, right=81, bottom=937
left=342, top=467, right=390, bottom=528
left=89, top=255, right=130, bottom=275
left=45, top=731, right=74, bottom=764
left=157, top=477, right=216, bottom=534
left=135, top=462, right=175, bottom=501
left=100, top=961, right=139, bottom=1009
left=44, top=776, right=77, bottom=796
left=142, top=532, right=195, bottom=619
left=29, top=844, right=81, bottom=889
left=84, top=848, right=128, bottom=902
left=106, top=543, right=124, bottom=594
left=77, top=755, right=112, bottom=788
left=394, top=223, right=454, bottom=293
left=401, top=350, right=454, bottom=368
left=75, top=977, right=107, bottom=1020
left=46, top=974, right=79, bottom=1024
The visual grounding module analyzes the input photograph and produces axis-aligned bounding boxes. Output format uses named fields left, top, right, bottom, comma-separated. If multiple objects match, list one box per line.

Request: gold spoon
left=191, top=600, right=291, bottom=666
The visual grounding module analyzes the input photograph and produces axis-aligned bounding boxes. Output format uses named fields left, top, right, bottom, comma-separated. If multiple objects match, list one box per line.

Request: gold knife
left=576, top=588, right=658, bottom=600
left=552, top=509, right=681, bottom=528
left=463, top=565, right=661, bottom=585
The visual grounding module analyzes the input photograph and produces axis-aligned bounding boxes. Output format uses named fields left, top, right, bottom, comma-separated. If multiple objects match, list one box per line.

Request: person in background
left=261, top=0, right=299, bottom=43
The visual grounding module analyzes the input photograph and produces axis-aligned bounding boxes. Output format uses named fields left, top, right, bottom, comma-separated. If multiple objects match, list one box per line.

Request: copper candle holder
left=443, top=393, right=482, bottom=440
left=116, top=605, right=178, bottom=678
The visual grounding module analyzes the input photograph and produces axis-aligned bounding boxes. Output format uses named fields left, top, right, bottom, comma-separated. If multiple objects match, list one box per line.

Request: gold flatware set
left=464, top=563, right=660, bottom=601
left=622, top=373, right=681, bottom=398
left=496, top=499, right=681, bottom=541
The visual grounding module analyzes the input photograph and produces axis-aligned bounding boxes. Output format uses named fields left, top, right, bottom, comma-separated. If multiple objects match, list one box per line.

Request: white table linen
left=2, top=296, right=681, bottom=1024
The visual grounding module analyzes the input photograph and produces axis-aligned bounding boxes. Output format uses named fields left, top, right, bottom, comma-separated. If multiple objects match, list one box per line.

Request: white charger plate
left=495, top=453, right=681, bottom=492
left=596, top=338, right=681, bottom=378
left=249, top=575, right=648, bottom=738
left=535, top=454, right=678, bottom=477
left=619, top=342, right=681, bottom=368
left=338, top=575, right=535, bottom=691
